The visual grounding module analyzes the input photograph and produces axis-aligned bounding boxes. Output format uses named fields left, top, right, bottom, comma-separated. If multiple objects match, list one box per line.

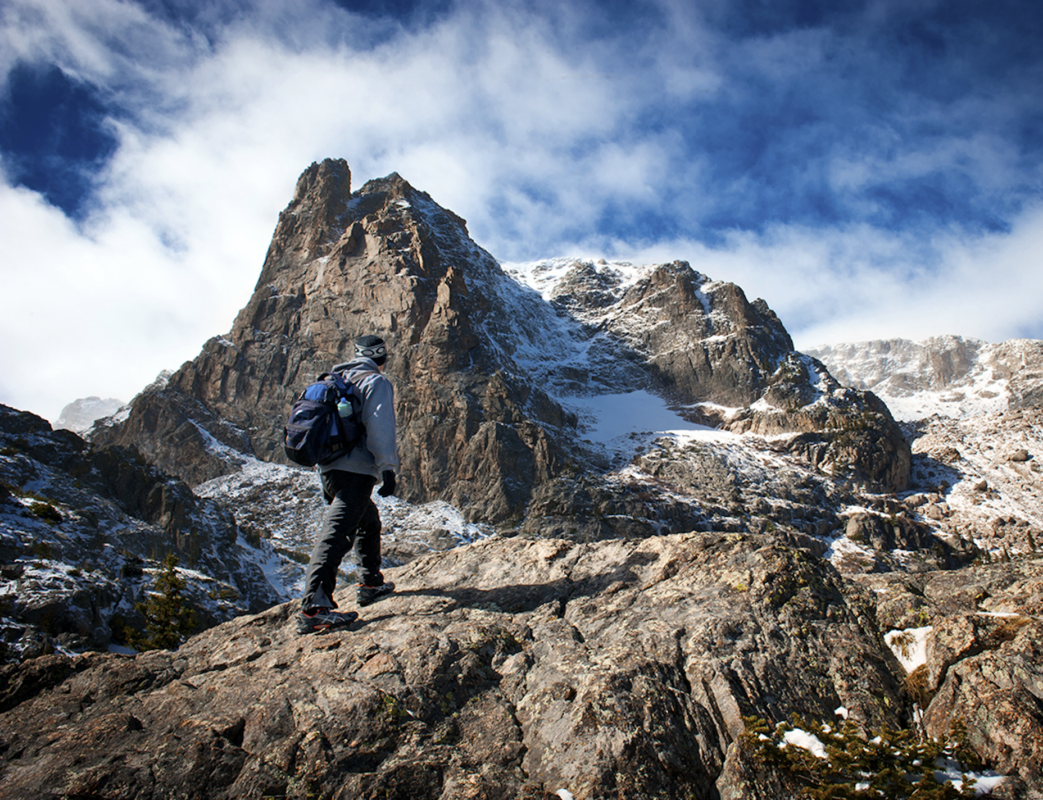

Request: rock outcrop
left=540, top=258, right=794, bottom=406
left=0, top=404, right=282, bottom=657
left=901, top=405, right=1043, bottom=557
left=0, top=533, right=896, bottom=798
left=726, top=352, right=911, bottom=491
left=861, top=556, right=1043, bottom=798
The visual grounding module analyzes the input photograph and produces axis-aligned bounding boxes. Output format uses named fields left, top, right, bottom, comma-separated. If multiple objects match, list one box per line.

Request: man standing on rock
left=297, top=334, right=400, bottom=635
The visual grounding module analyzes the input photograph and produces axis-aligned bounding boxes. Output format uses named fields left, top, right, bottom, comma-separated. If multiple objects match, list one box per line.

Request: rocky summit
left=1, top=159, right=1042, bottom=799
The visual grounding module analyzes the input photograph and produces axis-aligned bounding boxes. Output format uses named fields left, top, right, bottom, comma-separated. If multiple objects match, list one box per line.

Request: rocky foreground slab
left=2, top=531, right=1040, bottom=799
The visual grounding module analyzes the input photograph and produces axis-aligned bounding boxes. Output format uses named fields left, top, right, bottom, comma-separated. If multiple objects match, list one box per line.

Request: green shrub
left=29, top=501, right=62, bottom=525
left=742, top=714, right=986, bottom=799
left=31, top=540, right=54, bottom=559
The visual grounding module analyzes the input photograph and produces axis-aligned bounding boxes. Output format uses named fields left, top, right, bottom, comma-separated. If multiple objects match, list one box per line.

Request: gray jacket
left=318, top=357, right=400, bottom=479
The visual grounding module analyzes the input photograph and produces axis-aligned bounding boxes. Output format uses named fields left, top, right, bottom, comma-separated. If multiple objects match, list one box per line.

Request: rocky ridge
left=805, top=336, right=1043, bottom=419
left=1, top=532, right=1040, bottom=798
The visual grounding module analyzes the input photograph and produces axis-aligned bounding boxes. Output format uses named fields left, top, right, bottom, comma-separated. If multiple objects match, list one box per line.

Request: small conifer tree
left=129, top=553, right=198, bottom=651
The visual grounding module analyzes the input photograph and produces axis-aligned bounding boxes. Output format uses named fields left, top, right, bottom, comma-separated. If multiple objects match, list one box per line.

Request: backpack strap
left=323, top=371, right=350, bottom=395
left=311, top=371, right=352, bottom=401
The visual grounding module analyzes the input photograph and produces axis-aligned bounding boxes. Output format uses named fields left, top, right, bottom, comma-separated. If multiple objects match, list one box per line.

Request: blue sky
left=2, top=0, right=1042, bottom=421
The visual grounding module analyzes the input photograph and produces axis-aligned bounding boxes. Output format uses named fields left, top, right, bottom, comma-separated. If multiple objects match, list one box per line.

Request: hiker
left=297, top=334, right=400, bottom=635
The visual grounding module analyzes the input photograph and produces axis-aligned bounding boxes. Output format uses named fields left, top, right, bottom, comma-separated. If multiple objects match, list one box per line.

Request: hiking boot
left=357, top=581, right=395, bottom=607
left=297, top=608, right=358, bottom=635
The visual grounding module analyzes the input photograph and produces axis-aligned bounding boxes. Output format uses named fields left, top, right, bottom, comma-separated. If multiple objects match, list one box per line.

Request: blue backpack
left=283, top=371, right=363, bottom=467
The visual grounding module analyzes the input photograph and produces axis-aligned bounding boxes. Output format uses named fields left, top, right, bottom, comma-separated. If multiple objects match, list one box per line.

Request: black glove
left=377, top=470, right=397, bottom=497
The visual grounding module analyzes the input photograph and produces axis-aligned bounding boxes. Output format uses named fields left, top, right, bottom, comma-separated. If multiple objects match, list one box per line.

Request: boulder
left=861, top=556, right=1043, bottom=793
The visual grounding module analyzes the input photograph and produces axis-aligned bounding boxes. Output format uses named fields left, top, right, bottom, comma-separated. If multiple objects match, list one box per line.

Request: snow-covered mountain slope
left=54, top=396, right=126, bottom=434
left=490, top=266, right=1041, bottom=564
left=903, top=407, right=1042, bottom=555
left=497, top=258, right=721, bottom=460
left=807, top=335, right=1043, bottom=557
left=500, top=258, right=811, bottom=463
left=805, top=336, right=1043, bottom=420
left=162, top=254, right=931, bottom=595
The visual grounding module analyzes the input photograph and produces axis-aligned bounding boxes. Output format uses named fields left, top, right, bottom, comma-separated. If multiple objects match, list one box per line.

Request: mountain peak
left=292, top=158, right=351, bottom=204
left=93, top=159, right=911, bottom=527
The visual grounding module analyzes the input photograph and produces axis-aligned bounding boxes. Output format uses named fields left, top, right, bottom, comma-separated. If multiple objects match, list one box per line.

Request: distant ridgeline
left=54, top=396, right=125, bottom=435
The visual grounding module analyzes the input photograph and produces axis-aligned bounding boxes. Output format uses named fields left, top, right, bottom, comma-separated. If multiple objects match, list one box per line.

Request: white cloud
left=0, top=0, right=191, bottom=86
left=0, top=0, right=649, bottom=420
left=0, top=179, right=215, bottom=420
left=611, top=203, right=1043, bottom=349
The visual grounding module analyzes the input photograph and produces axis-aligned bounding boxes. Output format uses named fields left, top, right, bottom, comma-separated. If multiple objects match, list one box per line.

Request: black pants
left=301, top=470, right=383, bottom=611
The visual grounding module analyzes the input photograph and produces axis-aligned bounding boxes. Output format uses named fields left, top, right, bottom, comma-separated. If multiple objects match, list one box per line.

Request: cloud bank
left=1, top=0, right=1041, bottom=420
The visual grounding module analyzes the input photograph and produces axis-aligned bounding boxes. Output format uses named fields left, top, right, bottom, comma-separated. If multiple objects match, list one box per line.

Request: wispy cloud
left=616, top=202, right=1043, bottom=348
left=1, top=0, right=1041, bottom=420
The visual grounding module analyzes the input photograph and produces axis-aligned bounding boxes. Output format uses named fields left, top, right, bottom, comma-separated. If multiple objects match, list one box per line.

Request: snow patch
left=573, top=390, right=715, bottom=449
left=884, top=626, right=932, bottom=673
left=781, top=728, right=828, bottom=759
